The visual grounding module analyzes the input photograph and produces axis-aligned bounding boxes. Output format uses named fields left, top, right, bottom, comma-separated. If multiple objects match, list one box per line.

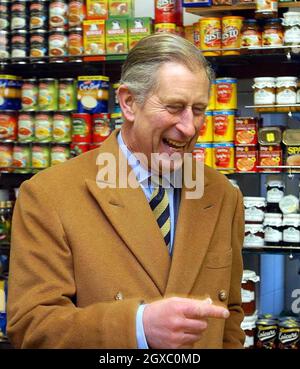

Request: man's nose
left=176, top=108, right=196, bottom=138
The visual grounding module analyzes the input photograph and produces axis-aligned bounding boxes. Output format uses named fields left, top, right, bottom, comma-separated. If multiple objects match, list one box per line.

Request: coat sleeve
left=223, top=188, right=246, bottom=348
left=7, top=179, right=141, bottom=348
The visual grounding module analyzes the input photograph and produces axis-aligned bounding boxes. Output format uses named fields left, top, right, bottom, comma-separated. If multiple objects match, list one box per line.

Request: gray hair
left=120, top=33, right=214, bottom=105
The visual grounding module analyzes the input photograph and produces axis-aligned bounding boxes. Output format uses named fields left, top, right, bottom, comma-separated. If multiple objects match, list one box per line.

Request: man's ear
left=117, top=85, right=136, bottom=122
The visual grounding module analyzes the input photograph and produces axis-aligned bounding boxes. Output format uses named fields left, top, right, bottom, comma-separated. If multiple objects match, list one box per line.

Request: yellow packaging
left=184, top=25, right=194, bottom=44
left=86, top=0, right=108, bottom=20
left=155, top=23, right=176, bottom=34
left=193, top=143, right=213, bottom=167
left=207, top=82, right=216, bottom=111
left=199, top=17, right=221, bottom=56
left=215, top=77, right=237, bottom=110
left=109, top=0, right=134, bottom=18
left=83, top=20, right=105, bottom=61
left=213, top=110, right=235, bottom=142
left=221, top=16, right=244, bottom=56
left=197, top=111, right=213, bottom=143
left=193, top=22, right=200, bottom=49
left=213, top=142, right=235, bottom=174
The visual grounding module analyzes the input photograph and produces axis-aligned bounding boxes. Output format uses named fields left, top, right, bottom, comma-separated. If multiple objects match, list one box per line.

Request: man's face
left=122, top=62, right=210, bottom=172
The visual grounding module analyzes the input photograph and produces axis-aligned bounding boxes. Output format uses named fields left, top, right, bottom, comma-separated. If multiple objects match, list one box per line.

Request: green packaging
left=105, top=18, right=128, bottom=54
left=128, top=17, right=153, bottom=50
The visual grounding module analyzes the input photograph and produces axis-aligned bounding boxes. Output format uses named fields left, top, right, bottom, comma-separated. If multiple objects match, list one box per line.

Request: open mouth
left=163, top=138, right=186, bottom=149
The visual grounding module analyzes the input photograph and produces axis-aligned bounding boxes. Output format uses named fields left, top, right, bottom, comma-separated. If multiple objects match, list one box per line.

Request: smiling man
left=7, top=33, right=245, bottom=349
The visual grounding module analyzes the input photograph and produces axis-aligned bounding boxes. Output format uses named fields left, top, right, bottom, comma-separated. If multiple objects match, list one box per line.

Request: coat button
left=218, top=290, right=227, bottom=301
left=115, top=292, right=124, bottom=301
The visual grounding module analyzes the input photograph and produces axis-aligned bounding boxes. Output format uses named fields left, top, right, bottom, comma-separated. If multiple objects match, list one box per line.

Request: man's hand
left=143, top=297, right=230, bottom=349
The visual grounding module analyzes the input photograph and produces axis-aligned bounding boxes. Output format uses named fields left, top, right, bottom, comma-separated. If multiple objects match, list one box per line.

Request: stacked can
left=154, top=0, right=183, bottom=35
left=29, top=0, right=49, bottom=62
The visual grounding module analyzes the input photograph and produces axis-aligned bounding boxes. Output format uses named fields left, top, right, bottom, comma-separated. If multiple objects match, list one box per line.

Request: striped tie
left=149, top=181, right=171, bottom=253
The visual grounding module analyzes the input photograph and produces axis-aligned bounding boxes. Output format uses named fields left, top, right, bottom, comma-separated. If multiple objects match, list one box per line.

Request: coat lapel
left=165, top=175, right=225, bottom=296
left=85, top=132, right=171, bottom=295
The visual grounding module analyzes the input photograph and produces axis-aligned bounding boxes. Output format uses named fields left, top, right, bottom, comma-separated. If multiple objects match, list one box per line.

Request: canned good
left=71, top=113, right=92, bottom=142
left=51, top=144, right=70, bottom=165
left=113, top=82, right=120, bottom=111
left=215, top=78, right=237, bottom=110
left=49, top=0, right=68, bottom=29
left=154, top=23, right=176, bottom=34
left=11, top=0, right=28, bottom=31
left=199, top=17, right=221, bottom=56
left=111, top=112, right=123, bottom=130
left=18, top=112, right=35, bottom=142
left=213, top=142, right=235, bottom=173
left=30, top=29, right=48, bottom=59
left=35, top=112, right=53, bottom=142
left=259, top=145, right=282, bottom=173
left=77, top=75, right=109, bottom=114
left=49, top=28, right=68, bottom=59
left=213, top=110, right=235, bottom=142
left=92, top=113, right=111, bottom=142
left=89, top=142, right=101, bottom=150
left=235, top=117, right=259, bottom=146
left=70, top=142, right=90, bottom=157
left=221, top=16, right=244, bottom=56
left=278, top=321, right=300, bottom=349
left=207, top=82, right=216, bottom=111
left=0, top=111, right=17, bottom=141
left=12, top=143, right=31, bottom=173
left=193, top=143, right=213, bottom=167
left=30, top=0, right=49, bottom=30
left=68, top=0, right=85, bottom=27
left=193, top=21, right=200, bottom=49
left=68, top=27, right=83, bottom=57
left=38, top=78, right=58, bottom=111
left=0, top=143, right=13, bottom=172
left=155, top=0, right=176, bottom=24
left=283, top=129, right=300, bottom=169
left=0, top=30, right=9, bottom=59
left=21, top=78, right=38, bottom=111
left=255, top=319, right=278, bottom=349
left=32, top=143, right=50, bottom=169
left=53, top=112, right=71, bottom=143
left=197, top=111, right=213, bottom=143
left=58, top=78, right=77, bottom=111
left=0, top=75, right=22, bottom=111
left=235, top=146, right=258, bottom=173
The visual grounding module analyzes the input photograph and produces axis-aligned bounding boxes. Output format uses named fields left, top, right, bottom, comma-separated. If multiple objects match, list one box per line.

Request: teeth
left=165, top=139, right=186, bottom=148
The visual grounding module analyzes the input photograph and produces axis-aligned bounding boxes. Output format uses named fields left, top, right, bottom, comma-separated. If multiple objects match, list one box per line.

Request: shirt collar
left=117, top=131, right=180, bottom=189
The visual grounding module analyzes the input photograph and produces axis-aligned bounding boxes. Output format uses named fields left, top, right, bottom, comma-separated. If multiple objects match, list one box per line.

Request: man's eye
left=192, top=107, right=205, bottom=116
left=166, top=105, right=183, bottom=114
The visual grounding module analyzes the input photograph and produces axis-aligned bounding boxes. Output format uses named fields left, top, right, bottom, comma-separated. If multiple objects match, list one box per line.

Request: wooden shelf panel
left=186, top=2, right=300, bottom=16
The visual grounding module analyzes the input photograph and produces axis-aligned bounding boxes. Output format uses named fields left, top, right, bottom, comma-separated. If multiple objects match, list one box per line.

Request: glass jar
left=262, top=18, right=283, bottom=54
left=241, top=314, right=258, bottom=349
left=244, top=196, right=266, bottom=224
left=276, top=76, right=297, bottom=106
left=241, top=19, right=262, bottom=53
left=253, top=77, right=276, bottom=106
left=255, top=0, right=278, bottom=20
left=244, top=223, right=265, bottom=247
left=264, top=213, right=283, bottom=246
left=282, top=11, right=300, bottom=47
left=279, top=194, right=299, bottom=214
left=282, top=213, right=300, bottom=246
left=241, top=270, right=260, bottom=316
left=266, top=179, right=285, bottom=213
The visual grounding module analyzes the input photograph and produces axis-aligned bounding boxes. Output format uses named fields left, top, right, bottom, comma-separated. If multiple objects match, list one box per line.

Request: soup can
left=155, top=0, right=176, bottom=24
left=154, top=23, right=176, bottom=34
left=215, top=78, right=237, bottom=110
left=58, top=78, right=77, bottom=111
left=51, top=144, right=70, bottom=166
left=197, top=111, right=213, bottom=143
left=32, top=143, right=50, bottom=169
left=38, top=78, right=58, bottom=111
left=18, top=112, right=35, bottom=142
left=21, top=78, right=38, bottom=111
left=199, top=17, right=221, bottom=56
left=70, top=142, right=90, bottom=157
left=0, top=111, right=17, bottom=141
left=53, top=112, right=71, bottom=143
left=71, top=113, right=92, bottom=143
left=92, top=113, right=111, bottom=142
left=12, top=143, right=31, bottom=173
left=0, top=143, right=13, bottom=172
left=207, top=81, right=216, bottom=111
left=213, top=142, right=235, bottom=173
left=213, top=110, right=235, bottom=142
left=35, top=112, right=52, bottom=142
left=193, top=143, right=213, bottom=167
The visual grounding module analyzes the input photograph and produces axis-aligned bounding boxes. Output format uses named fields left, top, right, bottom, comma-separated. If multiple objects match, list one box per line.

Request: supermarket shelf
left=185, top=1, right=300, bottom=15
left=243, top=245, right=300, bottom=255
left=246, top=104, right=300, bottom=109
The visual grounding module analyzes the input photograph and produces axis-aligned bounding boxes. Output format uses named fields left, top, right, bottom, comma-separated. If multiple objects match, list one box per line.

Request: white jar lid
left=241, top=313, right=258, bottom=330
left=276, top=76, right=298, bottom=82
left=279, top=195, right=299, bottom=214
left=266, top=180, right=285, bottom=187
left=242, top=269, right=260, bottom=283
left=244, top=197, right=266, bottom=207
left=245, top=223, right=264, bottom=233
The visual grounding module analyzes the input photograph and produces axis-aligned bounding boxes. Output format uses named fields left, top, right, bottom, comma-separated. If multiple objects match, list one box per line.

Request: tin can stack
left=154, top=0, right=183, bottom=36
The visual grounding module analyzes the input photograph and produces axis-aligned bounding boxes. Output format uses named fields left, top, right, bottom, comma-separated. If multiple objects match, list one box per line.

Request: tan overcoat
left=7, top=130, right=245, bottom=348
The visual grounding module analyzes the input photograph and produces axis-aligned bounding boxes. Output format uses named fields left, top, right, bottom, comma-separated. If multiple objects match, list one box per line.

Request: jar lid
left=244, top=197, right=266, bottom=207
left=282, top=129, right=300, bottom=146
left=276, top=76, right=297, bottom=88
left=245, top=223, right=264, bottom=233
left=242, top=269, right=260, bottom=283
left=266, top=179, right=284, bottom=187
left=241, top=314, right=258, bottom=330
left=258, top=127, right=282, bottom=146
left=279, top=195, right=299, bottom=214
